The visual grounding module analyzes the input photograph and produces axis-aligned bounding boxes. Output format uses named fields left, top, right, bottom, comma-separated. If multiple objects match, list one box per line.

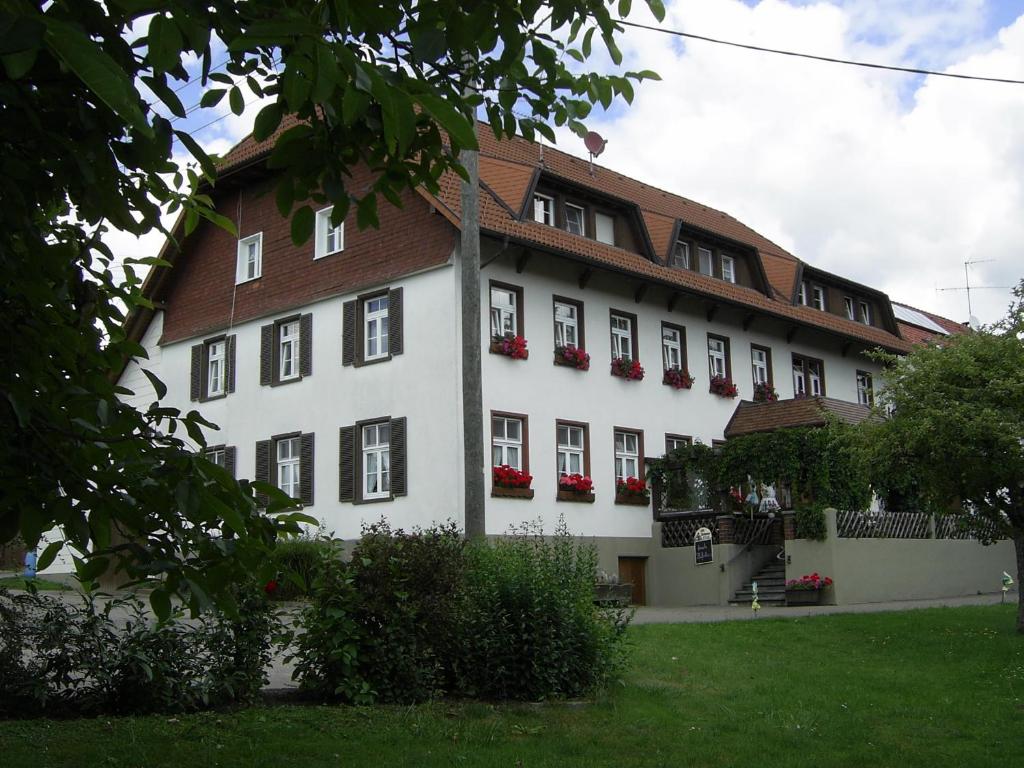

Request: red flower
left=753, top=382, right=779, bottom=402
left=616, top=476, right=650, bottom=501
left=559, top=473, right=594, bottom=493
left=494, top=334, right=528, bottom=359
left=610, top=357, right=645, bottom=380
left=263, top=579, right=278, bottom=595
left=663, top=367, right=695, bottom=389
left=493, top=465, right=533, bottom=489
left=555, top=345, right=590, bottom=371
left=709, top=375, right=739, bottom=398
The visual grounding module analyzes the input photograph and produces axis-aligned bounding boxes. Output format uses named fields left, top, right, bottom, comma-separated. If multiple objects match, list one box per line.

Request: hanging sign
left=694, top=526, right=714, bottom=566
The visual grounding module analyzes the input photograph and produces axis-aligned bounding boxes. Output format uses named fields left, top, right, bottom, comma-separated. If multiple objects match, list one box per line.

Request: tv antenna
left=936, top=259, right=1011, bottom=327
left=584, top=131, right=606, bottom=176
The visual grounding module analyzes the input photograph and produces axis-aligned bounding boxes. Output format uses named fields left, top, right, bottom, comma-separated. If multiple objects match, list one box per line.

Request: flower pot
left=785, top=588, right=822, bottom=606
left=614, top=492, right=649, bottom=506
left=491, top=486, right=535, bottom=499
left=557, top=489, right=596, bottom=503
left=489, top=340, right=529, bottom=359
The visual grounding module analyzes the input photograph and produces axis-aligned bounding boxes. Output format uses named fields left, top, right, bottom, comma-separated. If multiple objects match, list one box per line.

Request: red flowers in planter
left=616, top=476, right=650, bottom=502
left=493, top=333, right=528, bottom=359
left=263, top=579, right=278, bottom=595
left=610, top=357, right=644, bottom=380
left=709, top=374, right=738, bottom=398
left=786, top=572, right=833, bottom=591
left=663, top=367, right=695, bottom=390
left=559, top=473, right=594, bottom=493
left=493, top=464, right=532, bottom=489
left=753, top=382, right=779, bottom=402
left=555, top=345, right=590, bottom=370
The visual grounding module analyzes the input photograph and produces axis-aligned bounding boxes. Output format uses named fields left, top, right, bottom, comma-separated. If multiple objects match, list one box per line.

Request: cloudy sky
left=113, top=0, right=1024, bottom=326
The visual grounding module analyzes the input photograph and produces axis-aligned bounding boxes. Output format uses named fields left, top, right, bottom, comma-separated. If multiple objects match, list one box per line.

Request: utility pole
left=459, top=87, right=485, bottom=540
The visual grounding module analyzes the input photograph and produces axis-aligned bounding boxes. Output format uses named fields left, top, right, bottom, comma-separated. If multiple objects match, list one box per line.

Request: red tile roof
left=724, top=397, right=876, bottom=438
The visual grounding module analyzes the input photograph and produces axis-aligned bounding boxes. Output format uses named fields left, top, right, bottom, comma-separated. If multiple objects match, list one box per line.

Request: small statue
left=759, top=483, right=781, bottom=514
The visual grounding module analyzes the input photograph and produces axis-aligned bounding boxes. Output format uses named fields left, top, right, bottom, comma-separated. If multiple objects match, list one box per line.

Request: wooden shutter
left=338, top=426, right=356, bottom=502
left=299, top=313, right=313, bottom=377
left=389, top=287, right=403, bottom=356
left=190, top=344, right=203, bottom=401
left=225, top=335, right=236, bottom=393
left=224, top=445, right=237, bottom=478
left=254, top=439, right=271, bottom=506
left=390, top=416, right=407, bottom=497
left=300, top=432, right=314, bottom=507
left=342, top=300, right=356, bottom=366
left=259, top=324, right=274, bottom=385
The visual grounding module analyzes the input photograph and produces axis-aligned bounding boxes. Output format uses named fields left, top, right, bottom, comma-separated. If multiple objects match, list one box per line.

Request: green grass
left=0, top=576, right=68, bottom=591
left=2, top=605, right=1023, bottom=767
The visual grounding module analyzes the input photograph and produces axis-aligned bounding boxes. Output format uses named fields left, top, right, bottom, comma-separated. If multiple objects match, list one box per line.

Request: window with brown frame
left=255, top=432, right=314, bottom=507
left=205, top=444, right=237, bottom=478
left=488, top=281, right=524, bottom=341
left=750, top=344, right=773, bottom=388
left=792, top=354, right=826, bottom=397
left=260, top=314, right=312, bottom=386
left=555, top=419, right=592, bottom=502
left=665, top=434, right=692, bottom=454
left=190, top=334, right=236, bottom=401
left=609, top=309, right=639, bottom=362
left=491, top=411, right=532, bottom=499
left=338, top=417, right=408, bottom=504
left=706, top=333, right=732, bottom=381
left=661, top=322, right=687, bottom=372
left=553, top=295, right=585, bottom=351
left=342, top=287, right=404, bottom=367
left=613, top=428, right=645, bottom=484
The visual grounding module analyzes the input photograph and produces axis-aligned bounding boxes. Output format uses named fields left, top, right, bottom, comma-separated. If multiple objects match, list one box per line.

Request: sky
left=108, top=0, right=1024, bottom=327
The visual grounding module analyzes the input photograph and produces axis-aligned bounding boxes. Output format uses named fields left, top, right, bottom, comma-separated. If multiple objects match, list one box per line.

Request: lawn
left=2, top=605, right=1022, bottom=767
left=0, top=576, right=68, bottom=591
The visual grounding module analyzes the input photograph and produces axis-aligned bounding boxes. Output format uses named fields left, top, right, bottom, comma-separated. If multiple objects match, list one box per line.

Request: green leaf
left=173, top=129, right=216, bottom=179
left=2, top=48, right=38, bottom=79
left=646, top=0, right=667, bottom=22
left=415, top=93, right=477, bottom=150
left=150, top=588, right=172, bottom=623
left=36, top=541, right=64, bottom=572
left=253, top=101, right=283, bottom=141
left=141, top=369, right=168, bottom=400
left=199, top=88, right=226, bottom=108
left=228, top=85, right=245, bottom=116
left=76, top=556, right=110, bottom=583
left=146, top=14, right=183, bottom=73
left=291, top=205, right=315, bottom=245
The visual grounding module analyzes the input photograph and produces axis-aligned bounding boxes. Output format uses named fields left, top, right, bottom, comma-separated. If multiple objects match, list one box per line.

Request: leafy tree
left=0, top=1, right=662, bottom=615
left=861, top=280, right=1024, bottom=632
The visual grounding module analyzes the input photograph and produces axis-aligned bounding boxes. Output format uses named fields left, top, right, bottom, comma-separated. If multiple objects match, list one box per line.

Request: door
left=617, top=556, right=647, bottom=606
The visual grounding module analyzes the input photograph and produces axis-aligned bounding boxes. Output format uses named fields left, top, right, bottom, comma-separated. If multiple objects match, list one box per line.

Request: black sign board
left=694, top=526, right=714, bottom=565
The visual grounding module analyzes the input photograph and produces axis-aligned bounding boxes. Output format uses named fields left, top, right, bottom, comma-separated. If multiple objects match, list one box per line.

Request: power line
left=619, top=19, right=1024, bottom=86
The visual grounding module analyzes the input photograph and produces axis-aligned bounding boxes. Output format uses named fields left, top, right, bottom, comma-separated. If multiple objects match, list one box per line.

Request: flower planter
left=593, top=583, right=633, bottom=606
left=553, top=346, right=590, bottom=370
left=614, top=492, right=649, bottom=506
left=491, top=486, right=535, bottom=499
left=557, top=489, right=596, bottom=503
left=489, top=340, right=529, bottom=359
left=785, top=588, right=822, bottom=606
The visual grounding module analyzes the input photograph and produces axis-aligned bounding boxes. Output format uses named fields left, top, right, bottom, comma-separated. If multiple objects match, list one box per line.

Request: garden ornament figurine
left=1002, top=571, right=1014, bottom=602
left=751, top=581, right=760, bottom=615
left=759, top=483, right=781, bottom=515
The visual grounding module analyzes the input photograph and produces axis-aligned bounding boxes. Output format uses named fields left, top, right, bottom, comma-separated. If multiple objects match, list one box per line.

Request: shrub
left=267, top=533, right=336, bottom=601
left=795, top=505, right=828, bottom=541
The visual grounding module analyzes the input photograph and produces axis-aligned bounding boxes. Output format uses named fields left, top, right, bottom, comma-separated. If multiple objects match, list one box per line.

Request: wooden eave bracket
left=786, top=326, right=798, bottom=343
left=742, top=312, right=756, bottom=331
left=578, top=268, right=593, bottom=290
left=840, top=340, right=852, bottom=357
left=634, top=284, right=648, bottom=304
left=515, top=249, right=532, bottom=274
left=667, top=291, right=681, bottom=313
left=706, top=304, right=719, bottom=323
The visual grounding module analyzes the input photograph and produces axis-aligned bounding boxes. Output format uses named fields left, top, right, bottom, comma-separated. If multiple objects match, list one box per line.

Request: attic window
left=670, top=241, right=690, bottom=269
left=698, top=248, right=713, bottom=276
left=533, top=194, right=554, bottom=226
left=721, top=255, right=736, bottom=283
left=798, top=281, right=808, bottom=306
left=595, top=212, right=614, bottom=245
left=565, top=203, right=585, bottom=236
left=811, top=284, right=826, bottom=311
left=859, top=301, right=872, bottom=325
left=844, top=296, right=855, bottom=320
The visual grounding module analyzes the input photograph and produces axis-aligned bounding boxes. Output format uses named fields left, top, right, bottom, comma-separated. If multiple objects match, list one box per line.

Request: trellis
left=661, top=515, right=719, bottom=548
left=836, top=510, right=931, bottom=538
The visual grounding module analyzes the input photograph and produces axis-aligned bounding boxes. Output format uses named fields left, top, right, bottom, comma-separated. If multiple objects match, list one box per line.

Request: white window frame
left=721, top=255, right=736, bottom=283
left=564, top=203, right=586, bottom=236
left=236, top=233, right=263, bottom=283
left=314, top=206, right=344, bottom=259
left=362, top=422, right=391, bottom=500
left=751, top=347, right=769, bottom=385
left=811, top=284, right=826, bottom=311
left=698, top=247, right=713, bottom=276
left=556, top=423, right=585, bottom=477
left=662, top=326, right=682, bottom=370
left=857, top=372, right=873, bottom=406
left=808, top=360, right=823, bottom=396
left=364, top=295, right=390, bottom=360
left=610, top=314, right=632, bottom=360
left=708, top=337, right=727, bottom=378
left=798, top=281, right=808, bottom=306
left=671, top=240, right=690, bottom=269
left=276, top=437, right=301, bottom=499
left=793, top=361, right=806, bottom=396
left=554, top=301, right=579, bottom=348
left=859, top=301, right=872, bottom=325
left=614, top=431, right=639, bottom=483
left=665, top=435, right=691, bottom=454
left=844, top=296, right=855, bottom=321
left=279, top=320, right=300, bottom=381
left=207, top=339, right=226, bottom=396
left=492, top=416, right=523, bottom=470
left=490, top=286, right=517, bottom=338
left=595, top=212, right=615, bottom=245
left=207, top=447, right=226, bottom=467
left=533, top=193, right=554, bottom=225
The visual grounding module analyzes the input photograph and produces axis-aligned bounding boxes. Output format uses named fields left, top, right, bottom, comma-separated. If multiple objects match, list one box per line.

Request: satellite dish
left=584, top=131, right=607, bottom=157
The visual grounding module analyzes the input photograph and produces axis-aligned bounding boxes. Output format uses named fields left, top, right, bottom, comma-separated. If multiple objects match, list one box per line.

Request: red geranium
left=709, top=375, right=739, bottom=398
left=753, top=382, right=779, bottom=402
left=493, top=465, right=532, bottom=489
left=494, top=333, right=528, bottom=359
left=663, top=367, right=695, bottom=390
left=610, top=357, right=645, bottom=380
left=559, top=473, right=594, bottom=493
left=786, top=572, right=834, bottom=591
left=555, top=345, right=590, bottom=371
left=616, top=476, right=650, bottom=502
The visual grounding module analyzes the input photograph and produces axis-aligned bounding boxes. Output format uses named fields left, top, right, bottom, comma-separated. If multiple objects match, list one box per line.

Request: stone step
left=733, top=590, right=785, bottom=600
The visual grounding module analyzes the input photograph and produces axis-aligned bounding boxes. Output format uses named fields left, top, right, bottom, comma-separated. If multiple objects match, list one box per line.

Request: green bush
left=795, top=506, right=828, bottom=541
left=267, top=534, right=336, bottom=601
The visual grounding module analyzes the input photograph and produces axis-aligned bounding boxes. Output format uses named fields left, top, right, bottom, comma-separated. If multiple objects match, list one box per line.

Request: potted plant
left=709, top=374, right=738, bottom=398
left=752, top=381, right=779, bottom=402
left=492, top=465, right=534, bottom=499
left=554, top=344, right=590, bottom=370
left=785, top=572, right=833, bottom=606
left=610, top=357, right=644, bottom=380
left=662, top=366, right=695, bottom=390
left=490, top=333, right=528, bottom=359
left=615, top=476, right=650, bottom=505
left=593, top=569, right=633, bottom=606
left=557, top=473, right=595, bottom=502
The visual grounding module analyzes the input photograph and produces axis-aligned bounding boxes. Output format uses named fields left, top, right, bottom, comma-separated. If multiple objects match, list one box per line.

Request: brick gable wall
left=159, top=164, right=456, bottom=344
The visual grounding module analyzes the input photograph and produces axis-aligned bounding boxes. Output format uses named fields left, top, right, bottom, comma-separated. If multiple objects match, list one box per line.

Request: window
left=662, top=324, right=684, bottom=371
left=343, top=288, right=403, bottom=367
left=490, top=283, right=520, bottom=338
left=364, top=295, right=389, bottom=361
left=205, top=445, right=236, bottom=477
left=751, top=345, right=772, bottom=386
left=362, top=422, right=390, bottom=500
left=792, top=354, right=825, bottom=397
left=856, top=371, right=874, bottom=406
left=798, top=281, right=808, bottom=306
left=492, top=414, right=525, bottom=470
left=261, top=315, right=311, bottom=386
left=595, top=212, right=615, bottom=245
left=279, top=319, right=300, bottom=381
left=277, top=436, right=301, bottom=499
left=844, top=296, right=855, bottom=321
left=811, top=284, right=826, bottom=311
left=614, top=430, right=642, bottom=483
left=707, top=334, right=729, bottom=379
left=564, top=203, right=586, bottom=236
left=236, top=233, right=262, bottom=283
left=721, top=255, right=736, bottom=283
left=670, top=240, right=690, bottom=269
left=207, top=447, right=225, bottom=467
left=610, top=312, right=635, bottom=360
left=533, top=193, right=554, bottom=225
left=553, top=297, right=582, bottom=349
left=698, top=248, right=713, bottom=276
left=190, top=335, right=235, bottom=402
left=859, top=301, right=872, bottom=325
left=314, top=207, right=344, bottom=259
left=556, top=421, right=588, bottom=478
left=255, top=433, right=314, bottom=507
left=665, top=434, right=692, bottom=454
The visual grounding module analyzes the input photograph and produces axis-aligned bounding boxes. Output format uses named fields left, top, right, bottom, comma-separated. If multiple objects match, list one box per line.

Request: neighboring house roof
left=724, top=396, right=876, bottom=438
left=893, top=301, right=968, bottom=345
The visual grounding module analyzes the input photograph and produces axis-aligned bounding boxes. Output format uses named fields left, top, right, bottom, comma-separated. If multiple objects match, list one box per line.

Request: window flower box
left=492, top=465, right=533, bottom=498
left=753, top=382, right=779, bottom=402
left=492, top=486, right=535, bottom=499
left=558, top=473, right=595, bottom=502
left=785, top=573, right=833, bottom=606
left=709, top=374, right=738, bottom=398
left=490, top=333, right=528, bottom=359
left=615, top=476, right=650, bottom=505
left=554, top=345, right=590, bottom=370
left=663, top=367, right=694, bottom=390
left=610, top=357, right=644, bottom=380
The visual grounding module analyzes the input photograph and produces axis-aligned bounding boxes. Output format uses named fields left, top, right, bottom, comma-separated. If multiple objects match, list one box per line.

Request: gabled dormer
left=519, top=171, right=656, bottom=259
left=665, top=221, right=774, bottom=297
left=794, top=264, right=900, bottom=334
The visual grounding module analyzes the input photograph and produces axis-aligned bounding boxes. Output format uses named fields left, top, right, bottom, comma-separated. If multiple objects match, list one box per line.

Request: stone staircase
left=729, top=558, right=787, bottom=606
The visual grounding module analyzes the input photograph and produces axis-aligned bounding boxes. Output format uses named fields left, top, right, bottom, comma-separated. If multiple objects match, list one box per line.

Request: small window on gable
left=844, top=296, right=855, bottom=321
left=595, top=212, right=614, bottom=245
left=721, top=255, right=736, bottom=283
left=698, top=248, right=713, bottom=276
left=533, top=193, right=554, bottom=226
left=565, top=203, right=585, bottom=236
left=670, top=241, right=690, bottom=269
left=237, top=233, right=262, bottom=283
left=315, top=207, right=344, bottom=259
left=859, top=301, right=872, bottom=325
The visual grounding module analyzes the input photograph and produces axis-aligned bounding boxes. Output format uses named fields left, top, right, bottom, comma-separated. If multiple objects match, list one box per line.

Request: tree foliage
left=0, top=1, right=663, bottom=613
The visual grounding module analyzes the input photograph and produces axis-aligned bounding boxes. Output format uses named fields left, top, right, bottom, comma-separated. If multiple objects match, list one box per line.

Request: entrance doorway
left=617, top=556, right=647, bottom=606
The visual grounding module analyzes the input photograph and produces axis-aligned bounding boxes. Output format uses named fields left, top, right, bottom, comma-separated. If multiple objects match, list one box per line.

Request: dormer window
left=721, top=255, right=736, bottom=283
left=533, top=194, right=554, bottom=226
left=798, top=281, right=808, bottom=306
left=595, top=212, right=614, bottom=245
left=698, top=248, right=713, bottom=276
left=844, top=296, right=855, bottom=320
left=564, top=203, right=585, bottom=236
left=670, top=241, right=690, bottom=269
left=859, top=301, right=872, bottom=325
left=811, top=284, right=826, bottom=311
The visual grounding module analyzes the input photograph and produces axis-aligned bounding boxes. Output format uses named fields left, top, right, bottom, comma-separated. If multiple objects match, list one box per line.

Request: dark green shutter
left=224, top=445, right=236, bottom=478
left=390, top=416, right=407, bottom=497
left=342, top=300, right=356, bottom=366
left=389, top=287, right=403, bottom=356
left=225, top=335, right=236, bottom=393
left=260, top=324, right=273, bottom=385
left=255, top=439, right=271, bottom=507
left=299, top=313, right=313, bottom=377
left=338, top=425, right=356, bottom=502
left=300, top=432, right=314, bottom=507
left=190, top=344, right=203, bottom=401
